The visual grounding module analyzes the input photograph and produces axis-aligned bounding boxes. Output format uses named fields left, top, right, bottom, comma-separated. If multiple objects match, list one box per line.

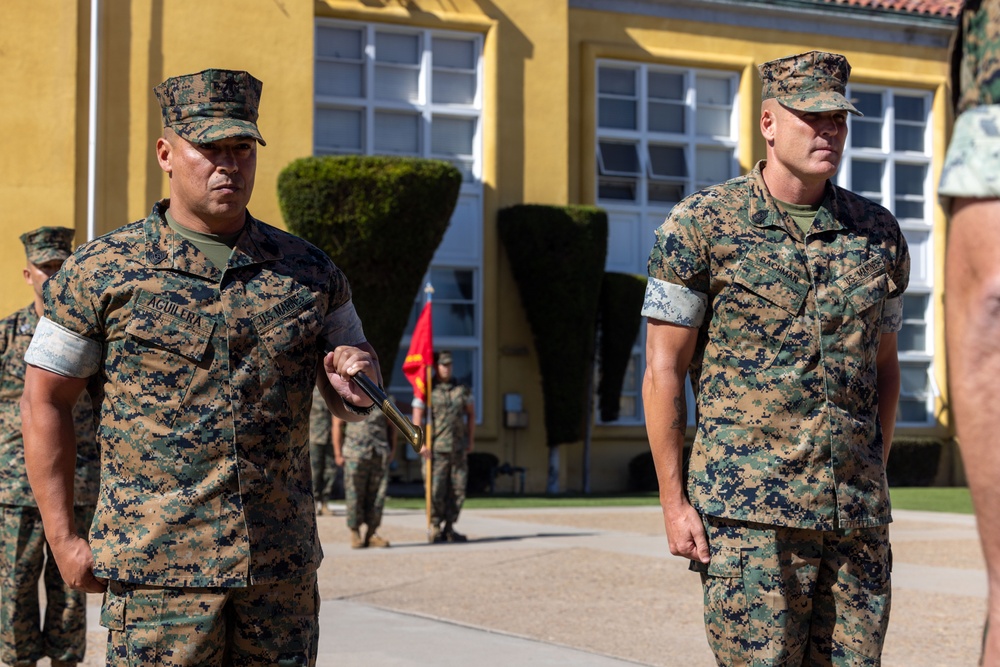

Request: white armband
left=882, top=296, right=903, bottom=334
left=323, top=299, right=367, bottom=349
left=24, top=317, right=101, bottom=378
left=640, top=277, right=707, bottom=328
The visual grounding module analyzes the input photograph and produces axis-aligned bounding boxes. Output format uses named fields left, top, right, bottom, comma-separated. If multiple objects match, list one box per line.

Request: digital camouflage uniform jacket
left=342, top=408, right=392, bottom=460
left=644, top=161, right=909, bottom=531
left=34, top=201, right=362, bottom=587
left=0, top=305, right=99, bottom=508
left=427, top=381, right=472, bottom=453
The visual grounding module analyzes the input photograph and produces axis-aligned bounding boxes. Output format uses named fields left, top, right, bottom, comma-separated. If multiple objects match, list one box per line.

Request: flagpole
left=423, top=283, right=434, bottom=542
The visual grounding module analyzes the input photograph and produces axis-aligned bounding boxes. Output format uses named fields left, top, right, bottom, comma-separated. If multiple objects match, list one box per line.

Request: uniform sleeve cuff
left=24, top=317, right=101, bottom=378
left=640, top=277, right=707, bottom=328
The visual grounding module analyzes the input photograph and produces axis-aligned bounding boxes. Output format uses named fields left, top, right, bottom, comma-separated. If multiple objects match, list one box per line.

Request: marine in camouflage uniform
left=20, top=70, right=381, bottom=667
left=0, top=228, right=99, bottom=667
left=308, top=385, right=339, bottom=513
left=333, top=407, right=397, bottom=548
left=642, top=52, right=908, bottom=666
left=413, top=352, right=475, bottom=543
left=939, top=2, right=1000, bottom=663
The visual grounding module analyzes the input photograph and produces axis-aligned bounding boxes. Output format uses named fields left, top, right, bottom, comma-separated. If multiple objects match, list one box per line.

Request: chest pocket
left=252, top=287, right=322, bottom=359
left=836, top=257, right=888, bottom=316
left=715, top=257, right=810, bottom=365
left=117, top=297, right=213, bottom=429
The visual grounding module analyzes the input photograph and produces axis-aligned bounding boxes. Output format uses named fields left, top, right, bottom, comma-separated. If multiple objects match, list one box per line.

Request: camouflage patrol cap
left=436, top=351, right=453, bottom=365
left=153, top=69, right=266, bottom=146
left=759, top=51, right=862, bottom=117
left=19, top=226, right=75, bottom=264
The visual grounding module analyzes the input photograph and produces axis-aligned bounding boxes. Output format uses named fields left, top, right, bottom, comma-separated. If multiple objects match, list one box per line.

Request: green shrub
left=498, top=204, right=608, bottom=446
left=278, top=156, right=461, bottom=372
left=886, top=437, right=944, bottom=487
left=598, top=273, right=647, bottom=422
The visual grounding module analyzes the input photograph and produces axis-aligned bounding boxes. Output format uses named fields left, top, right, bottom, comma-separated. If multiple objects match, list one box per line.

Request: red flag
left=402, top=302, right=433, bottom=402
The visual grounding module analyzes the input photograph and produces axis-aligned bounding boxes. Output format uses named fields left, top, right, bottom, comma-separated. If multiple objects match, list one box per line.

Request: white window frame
left=595, top=60, right=741, bottom=425
left=314, top=19, right=484, bottom=419
left=839, top=85, right=936, bottom=427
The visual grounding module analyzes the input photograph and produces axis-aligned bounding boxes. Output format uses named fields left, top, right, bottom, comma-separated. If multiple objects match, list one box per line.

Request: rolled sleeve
left=881, top=296, right=904, bottom=334
left=938, top=105, right=1000, bottom=206
left=322, top=299, right=367, bottom=350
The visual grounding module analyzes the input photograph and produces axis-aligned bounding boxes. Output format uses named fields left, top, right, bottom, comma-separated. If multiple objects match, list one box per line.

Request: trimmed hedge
left=886, top=437, right=944, bottom=487
left=598, top=273, right=647, bottom=422
left=498, top=204, right=608, bottom=446
left=277, top=156, right=461, bottom=372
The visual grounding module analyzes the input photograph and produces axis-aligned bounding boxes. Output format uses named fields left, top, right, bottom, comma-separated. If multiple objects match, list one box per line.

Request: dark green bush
left=627, top=447, right=690, bottom=492
left=498, top=204, right=608, bottom=446
left=278, top=156, right=461, bottom=372
left=886, top=437, right=943, bottom=487
left=598, top=273, right=647, bottom=422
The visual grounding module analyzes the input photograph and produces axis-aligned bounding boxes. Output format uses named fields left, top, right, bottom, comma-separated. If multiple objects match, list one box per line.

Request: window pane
left=648, top=101, right=683, bottom=133
left=696, top=108, right=730, bottom=137
left=317, top=26, right=362, bottom=59
left=903, top=294, right=928, bottom=322
left=649, top=71, right=684, bottom=100
left=433, top=71, right=476, bottom=104
left=696, top=77, right=730, bottom=105
left=375, top=32, right=419, bottom=64
left=316, top=61, right=363, bottom=98
left=432, top=268, right=474, bottom=300
left=599, top=67, right=636, bottom=96
left=374, top=111, right=419, bottom=153
left=648, top=181, right=685, bottom=203
left=900, top=364, right=928, bottom=395
left=851, top=159, right=883, bottom=192
left=433, top=38, right=474, bottom=69
left=898, top=323, right=927, bottom=352
left=897, top=399, right=928, bottom=423
left=895, top=95, right=925, bottom=122
left=853, top=91, right=883, bottom=117
left=435, top=304, right=476, bottom=336
left=851, top=119, right=882, bottom=149
left=895, top=200, right=924, bottom=220
left=695, top=147, right=731, bottom=183
left=599, top=178, right=637, bottom=201
left=895, top=164, right=926, bottom=196
left=432, top=117, right=475, bottom=156
left=599, top=98, right=637, bottom=130
left=895, top=124, right=924, bottom=152
left=599, top=142, right=640, bottom=175
left=315, top=107, right=362, bottom=151
left=374, top=66, right=419, bottom=102
left=649, top=144, right=687, bottom=178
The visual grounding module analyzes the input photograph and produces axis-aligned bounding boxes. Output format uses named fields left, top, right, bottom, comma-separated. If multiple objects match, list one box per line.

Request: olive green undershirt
left=775, top=199, right=820, bottom=234
left=165, top=209, right=242, bottom=269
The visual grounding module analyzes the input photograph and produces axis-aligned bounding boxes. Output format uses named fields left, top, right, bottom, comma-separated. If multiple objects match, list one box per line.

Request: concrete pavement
left=69, top=505, right=986, bottom=666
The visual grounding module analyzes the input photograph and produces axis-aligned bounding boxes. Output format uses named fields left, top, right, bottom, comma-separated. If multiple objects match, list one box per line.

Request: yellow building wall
left=0, top=1, right=956, bottom=493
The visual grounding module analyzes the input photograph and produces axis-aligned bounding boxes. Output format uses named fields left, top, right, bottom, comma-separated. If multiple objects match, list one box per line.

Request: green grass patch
left=890, top=487, right=974, bottom=514
left=387, top=488, right=974, bottom=514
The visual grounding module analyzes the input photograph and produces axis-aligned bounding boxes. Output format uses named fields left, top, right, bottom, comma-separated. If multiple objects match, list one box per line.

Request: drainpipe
left=86, top=0, right=100, bottom=241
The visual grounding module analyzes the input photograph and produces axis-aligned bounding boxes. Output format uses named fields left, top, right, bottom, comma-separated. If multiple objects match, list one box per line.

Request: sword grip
left=352, top=372, right=424, bottom=452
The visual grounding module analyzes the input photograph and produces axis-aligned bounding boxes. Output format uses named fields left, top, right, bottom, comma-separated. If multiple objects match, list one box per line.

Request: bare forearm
left=642, top=366, right=689, bottom=509
left=22, top=391, right=80, bottom=541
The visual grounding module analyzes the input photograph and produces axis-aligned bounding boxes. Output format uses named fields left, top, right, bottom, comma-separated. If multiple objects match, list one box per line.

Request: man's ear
left=760, top=107, right=776, bottom=143
left=156, top=136, right=173, bottom=175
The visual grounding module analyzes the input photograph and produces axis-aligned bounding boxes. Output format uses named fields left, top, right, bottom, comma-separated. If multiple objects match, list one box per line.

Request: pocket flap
left=126, top=291, right=213, bottom=362
left=733, top=258, right=809, bottom=315
left=707, top=545, right=742, bottom=578
left=100, top=587, right=127, bottom=632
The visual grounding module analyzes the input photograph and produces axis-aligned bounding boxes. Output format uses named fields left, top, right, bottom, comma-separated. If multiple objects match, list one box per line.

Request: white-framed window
left=315, top=20, right=484, bottom=415
left=596, top=61, right=740, bottom=424
left=839, top=86, right=935, bottom=426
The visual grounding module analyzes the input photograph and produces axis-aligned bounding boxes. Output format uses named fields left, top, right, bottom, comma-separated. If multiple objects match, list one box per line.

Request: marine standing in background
left=412, top=351, right=475, bottom=544
left=20, top=69, right=381, bottom=667
left=0, top=227, right=99, bottom=667
left=309, top=385, right=339, bottom=515
left=940, top=0, right=1000, bottom=663
left=333, top=406, right=397, bottom=548
left=642, top=51, right=908, bottom=665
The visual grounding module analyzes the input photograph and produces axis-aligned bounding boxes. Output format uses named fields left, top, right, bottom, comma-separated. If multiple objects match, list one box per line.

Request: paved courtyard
left=64, top=505, right=985, bottom=666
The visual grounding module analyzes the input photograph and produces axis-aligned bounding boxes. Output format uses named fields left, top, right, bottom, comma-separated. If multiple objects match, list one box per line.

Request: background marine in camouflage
left=333, top=404, right=397, bottom=548
left=0, top=227, right=98, bottom=667
left=309, top=385, right=341, bottom=515
left=941, top=1, right=1000, bottom=664
left=20, top=69, right=382, bottom=667
left=412, top=351, right=475, bottom=544
left=643, top=51, right=908, bottom=666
